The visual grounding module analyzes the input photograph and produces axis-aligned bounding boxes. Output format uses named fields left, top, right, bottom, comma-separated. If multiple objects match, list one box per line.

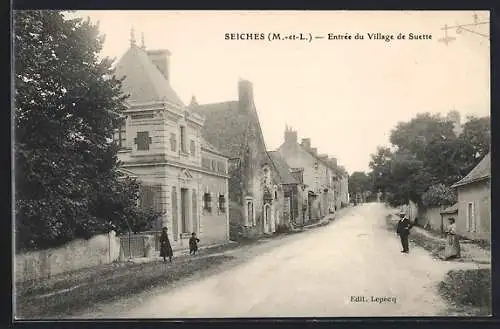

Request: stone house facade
left=268, top=151, right=303, bottom=228
left=112, top=36, right=230, bottom=250
left=276, top=127, right=348, bottom=223
left=451, top=152, right=491, bottom=242
left=190, top=80, right=287, bottom=239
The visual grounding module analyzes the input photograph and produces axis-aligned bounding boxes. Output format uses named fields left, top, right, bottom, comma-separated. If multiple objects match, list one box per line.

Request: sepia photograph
left=12, top=10, right=491, bottom=319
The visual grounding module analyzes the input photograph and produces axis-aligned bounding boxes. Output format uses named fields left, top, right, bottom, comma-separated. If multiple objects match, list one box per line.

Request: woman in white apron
left=444, top=217, right=461, bottom=260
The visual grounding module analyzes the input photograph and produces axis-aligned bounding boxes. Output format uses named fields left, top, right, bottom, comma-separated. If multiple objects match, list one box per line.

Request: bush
left=274, top=224, right=290, bottom=234
left=438, top=268, right=491, bottom=314
left=421, top=184, right=457, bottom=208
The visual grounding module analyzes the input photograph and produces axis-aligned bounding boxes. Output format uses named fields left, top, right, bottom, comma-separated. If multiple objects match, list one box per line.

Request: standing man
left=396, top=211, right=412, bottom=253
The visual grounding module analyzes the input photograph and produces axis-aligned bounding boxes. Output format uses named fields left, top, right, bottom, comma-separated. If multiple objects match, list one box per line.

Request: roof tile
left=451, top=152, right=490, bottom=188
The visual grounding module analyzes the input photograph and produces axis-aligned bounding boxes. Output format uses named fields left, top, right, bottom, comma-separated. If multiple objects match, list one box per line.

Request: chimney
left=147, top=49, right=171, bottom=81
left=301, top=138, right=311, bottom=150
left=329, top=157, right=338, bottom=167
left=284, top=125, right=298, bottom=144
left=238, top=79, right=254, bottom=111
left=190, top=95, right=198, bottom=107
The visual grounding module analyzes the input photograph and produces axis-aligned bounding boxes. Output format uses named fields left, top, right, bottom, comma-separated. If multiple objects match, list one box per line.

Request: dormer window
left=263, top=167, right=271, bottom=186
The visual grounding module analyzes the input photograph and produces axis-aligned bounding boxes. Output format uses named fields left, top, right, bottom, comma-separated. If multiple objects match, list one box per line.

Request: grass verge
left=15, top=254, right=234, bottom=319
left=438, top=268, right=492, bottom=316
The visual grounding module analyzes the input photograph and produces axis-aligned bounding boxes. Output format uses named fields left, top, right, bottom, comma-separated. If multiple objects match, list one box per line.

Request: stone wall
left=15, top=231, right=120, bottom=283
left=420, top=206, right=446, bottom=232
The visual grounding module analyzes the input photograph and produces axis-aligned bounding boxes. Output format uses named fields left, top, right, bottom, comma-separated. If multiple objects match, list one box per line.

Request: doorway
left=181, top=188, right=189, bottom=234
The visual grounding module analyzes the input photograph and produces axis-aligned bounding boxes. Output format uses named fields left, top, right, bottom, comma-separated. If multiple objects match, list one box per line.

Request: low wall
left=15, top=231, right=121, bottom=283
left=420, top=206, right=445, bottom=232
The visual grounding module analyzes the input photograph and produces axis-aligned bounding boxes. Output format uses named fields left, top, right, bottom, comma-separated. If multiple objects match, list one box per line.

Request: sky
left=74, top=10, right=490, bottom=173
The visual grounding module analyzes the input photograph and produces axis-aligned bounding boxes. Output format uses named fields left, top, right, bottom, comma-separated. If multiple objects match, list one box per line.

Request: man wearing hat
left=396, top=210, right=412, bottom=253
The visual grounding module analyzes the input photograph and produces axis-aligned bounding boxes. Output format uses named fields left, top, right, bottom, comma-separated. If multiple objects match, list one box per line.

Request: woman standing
left=159, top=227, right=173, bottom=263
left=444, top=218, right=461, bottom=260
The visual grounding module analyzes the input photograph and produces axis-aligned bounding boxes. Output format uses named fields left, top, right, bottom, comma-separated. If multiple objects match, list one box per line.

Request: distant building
left=112, top=35, right=230, bottom=250
left=446, top=110, right=463, bottom=137
left=276, top=127, right=348, bottom=222
left=451, top=152, right=491, bottom=242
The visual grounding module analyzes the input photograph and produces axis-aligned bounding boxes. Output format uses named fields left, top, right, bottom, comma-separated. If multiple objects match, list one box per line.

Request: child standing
left=189, top=232, right=200, bottom=255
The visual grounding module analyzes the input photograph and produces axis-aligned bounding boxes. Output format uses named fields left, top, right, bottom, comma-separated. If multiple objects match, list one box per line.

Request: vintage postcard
left=13, top=10, right=491, bottom=319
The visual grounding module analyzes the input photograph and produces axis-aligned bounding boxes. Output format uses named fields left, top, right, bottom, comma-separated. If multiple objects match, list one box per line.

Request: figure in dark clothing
left=396, top=213, right=412, bottom=253
left=189, top=232, right=200, bottom=255
left=159, top=227, right=173, bottom=262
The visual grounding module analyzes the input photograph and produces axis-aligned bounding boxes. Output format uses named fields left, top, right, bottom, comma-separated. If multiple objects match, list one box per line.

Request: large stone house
left=450, top=152, right=491, bottom=242
left=276, top=127, right=348, bottom=222
left=189, top=80, right=289, bottom=239
left=112, top=35, right=230, bottom=250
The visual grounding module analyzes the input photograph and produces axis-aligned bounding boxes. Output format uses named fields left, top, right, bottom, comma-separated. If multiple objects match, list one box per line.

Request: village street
left=84, top=203, right=480, bottom=318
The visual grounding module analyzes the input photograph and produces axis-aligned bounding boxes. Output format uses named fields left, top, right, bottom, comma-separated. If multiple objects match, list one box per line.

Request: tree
left=14, top=11, right=160, bottom=252
left=348, top=171, right=371, bottom=196
left=368, top=146, right=393, bottom=195
left=367, top=113, right=490, bottom=209
left=457, top=115, right=490, bottom=173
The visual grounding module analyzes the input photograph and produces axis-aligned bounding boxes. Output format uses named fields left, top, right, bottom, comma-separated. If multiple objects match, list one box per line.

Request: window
left=467, top=202, right=476, bottom=232
left=218, top=194, right=226, bottom=213
left=181, top=188, right=189, bottom=233
left=203, top=193, right=212, bottom=213
left=170, top=133, right=177, bottom=152
left=211, top=160, right=216, bottom=171
left=138, top=184, right=162, bottom=212
left=217, top=161, right=226, bottom=173
left=180, top=126, right=187, bottom=153
left=190, top=140, right=196, bottom=156
left=202, top=157, right=211, bottom=170
left=113, top=123, right=127, bottom=149
left=134, top=131, right=151, bottom=151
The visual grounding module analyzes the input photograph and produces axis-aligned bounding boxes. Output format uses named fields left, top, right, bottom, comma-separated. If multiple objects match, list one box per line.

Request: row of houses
left=112, top=33, right=349, bottom=252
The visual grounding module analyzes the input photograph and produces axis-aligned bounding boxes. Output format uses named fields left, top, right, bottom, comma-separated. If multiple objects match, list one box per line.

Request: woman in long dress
left=444, top=217, right=461, bottom=260
left=159, top=227, right=173, bottom=262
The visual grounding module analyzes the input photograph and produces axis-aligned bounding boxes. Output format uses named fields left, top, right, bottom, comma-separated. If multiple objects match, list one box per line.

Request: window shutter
left=466, top=203, right=471, bottom=232
left=472, top=202, right=476, bottom=232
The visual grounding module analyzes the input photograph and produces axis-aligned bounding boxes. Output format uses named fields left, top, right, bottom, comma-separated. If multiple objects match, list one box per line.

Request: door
left=172, top=187, right=178, bottom=241
left=264, top=204, right=271, bottom=233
